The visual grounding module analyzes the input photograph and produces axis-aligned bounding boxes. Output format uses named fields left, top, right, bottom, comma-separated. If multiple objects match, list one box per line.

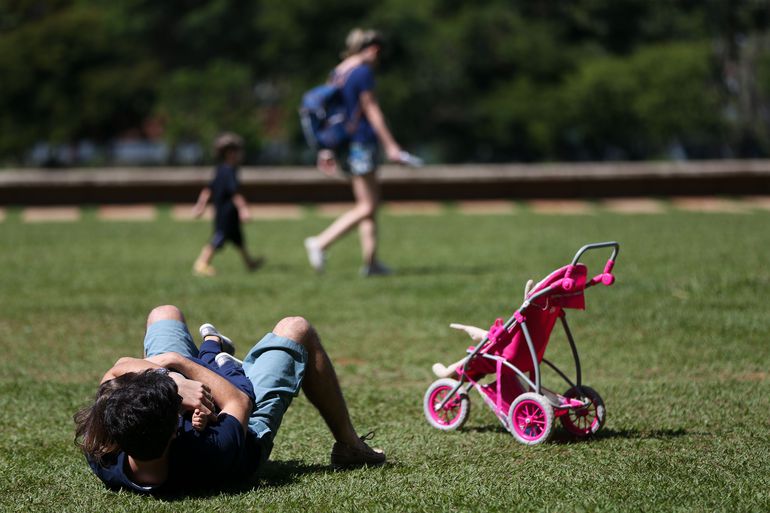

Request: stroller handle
left=564, top=242, right=620, bottom=290
left=570, top=241, right=620, bottom=266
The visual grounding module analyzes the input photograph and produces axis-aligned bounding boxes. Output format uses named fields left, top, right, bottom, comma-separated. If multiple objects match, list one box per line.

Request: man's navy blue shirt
left=88, top=414, right=259, bottom=494
left=88, top=352, right=259, bottom=494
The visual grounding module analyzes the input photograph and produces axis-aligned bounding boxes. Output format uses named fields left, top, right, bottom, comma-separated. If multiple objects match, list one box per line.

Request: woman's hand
left=384, top=143, right=403, bottom=163
left=316, top=149, right=338, bottom=177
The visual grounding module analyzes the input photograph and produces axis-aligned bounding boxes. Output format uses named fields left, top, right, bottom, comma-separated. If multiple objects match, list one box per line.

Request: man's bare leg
left=272, top=316, right=384, bottom=464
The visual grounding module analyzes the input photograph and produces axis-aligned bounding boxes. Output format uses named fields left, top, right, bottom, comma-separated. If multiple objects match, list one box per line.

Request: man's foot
left=193, top=261, right=216, bottom=277
left=215, top=352, right=244, bottom=369
left=199, top=323, right=235, bottom=355
left=304, top=237, right=326, bottom=273
left=360, top=261, right=393, bottom=277
left=330, top=432, right=386, bottom=469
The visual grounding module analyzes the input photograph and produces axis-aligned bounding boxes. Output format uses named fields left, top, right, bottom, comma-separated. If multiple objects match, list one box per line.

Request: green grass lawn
left=0, top=207, right=768, bottom=512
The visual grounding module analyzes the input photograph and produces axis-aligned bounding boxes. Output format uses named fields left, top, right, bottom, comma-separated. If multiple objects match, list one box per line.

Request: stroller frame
left=425, top=242, right=620, bottom=445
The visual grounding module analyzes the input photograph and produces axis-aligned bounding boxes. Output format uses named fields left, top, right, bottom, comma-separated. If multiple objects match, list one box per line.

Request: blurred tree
left=0, top=1, right=158, bottom=162
left=154, top=60, right=261, bottom=160
left=559, top=42, right=723, bottom=160
left=0, top=0, right=769, bottom=164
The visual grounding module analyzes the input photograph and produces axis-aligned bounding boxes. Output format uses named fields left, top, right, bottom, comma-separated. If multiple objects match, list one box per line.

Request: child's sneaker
left=199, top=323, right=235, bottom=355
left=215, top=352, right=244, bottom=369
left=304, top=237, right=326, bottom=273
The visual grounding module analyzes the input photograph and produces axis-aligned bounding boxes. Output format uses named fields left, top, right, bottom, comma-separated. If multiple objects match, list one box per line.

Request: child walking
left=192, top=132, right=263, bottom=276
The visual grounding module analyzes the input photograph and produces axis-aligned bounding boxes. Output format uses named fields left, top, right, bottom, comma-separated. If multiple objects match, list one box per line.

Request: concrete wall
left=1, top=160, right=769, bottom=205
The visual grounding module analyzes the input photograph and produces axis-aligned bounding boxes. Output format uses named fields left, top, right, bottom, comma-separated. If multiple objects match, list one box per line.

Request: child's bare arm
left=192, top=187, right=212, bottom=217
left=233, top=193, right=251, bottom=221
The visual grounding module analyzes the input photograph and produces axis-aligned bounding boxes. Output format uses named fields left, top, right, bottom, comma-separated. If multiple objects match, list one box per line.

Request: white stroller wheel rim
left=508, top=392, right=554, bottom=445
left=560, top=385, right=605, bottom=438
left=423, top=378, right=470, bottom=431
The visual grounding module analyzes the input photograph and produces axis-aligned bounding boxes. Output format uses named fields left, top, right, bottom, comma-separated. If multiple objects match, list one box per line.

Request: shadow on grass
left=254, top=459, right=331, bottom=487
left=464, top=425, right=692, bottom=443
left=588, top=427, right=690, bottom=441
left=549, top=427, right=692, bottom=444
left=160, top=459, right=389, bottom=500
left=394, top=265, right=495, bottom=277
left=465, top=424, right=508, bottom=434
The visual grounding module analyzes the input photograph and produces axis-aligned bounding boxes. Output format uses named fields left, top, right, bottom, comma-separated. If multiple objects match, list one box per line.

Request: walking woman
left=304, top=28, right=405, bottom=276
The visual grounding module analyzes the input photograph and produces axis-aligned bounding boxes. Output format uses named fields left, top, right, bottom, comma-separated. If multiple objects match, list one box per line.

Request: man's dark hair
left=103, top=370, right=182, bottom=461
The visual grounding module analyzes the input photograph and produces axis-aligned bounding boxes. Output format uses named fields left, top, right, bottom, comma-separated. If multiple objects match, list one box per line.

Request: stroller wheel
left=508, top=393, right=554, bottom=445
left=560, top=386, right=605, bottom=438
left=423, top=378, right=470, bottom=431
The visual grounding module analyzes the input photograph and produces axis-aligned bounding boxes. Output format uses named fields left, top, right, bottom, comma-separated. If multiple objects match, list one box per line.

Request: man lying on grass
left=74, top=305, right=384, bottom=494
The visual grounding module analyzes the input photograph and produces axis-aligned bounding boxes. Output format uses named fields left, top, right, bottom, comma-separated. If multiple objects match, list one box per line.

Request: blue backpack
left=299, top=70, right=359, bottom=151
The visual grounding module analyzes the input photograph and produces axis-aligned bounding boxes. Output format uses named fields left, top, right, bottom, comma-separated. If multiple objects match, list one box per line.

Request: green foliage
left=0, top=3, right=157, bottom=158
left=155, top=60, right=261, bottom=159
left=0, top=208, right=769, bottom=511
left=0, top=0, right=769, bottom=163
left=560, top=42, right=723, bottom=159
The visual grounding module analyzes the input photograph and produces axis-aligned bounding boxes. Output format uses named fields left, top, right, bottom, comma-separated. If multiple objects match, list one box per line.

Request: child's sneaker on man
left=199, top=323, right=236, bottom=355
left=215, top=352, right=244, bottom=369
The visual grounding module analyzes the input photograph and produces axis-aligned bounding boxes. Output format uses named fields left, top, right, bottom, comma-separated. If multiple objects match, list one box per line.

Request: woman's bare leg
left=315, top=173, right=379, bottom=260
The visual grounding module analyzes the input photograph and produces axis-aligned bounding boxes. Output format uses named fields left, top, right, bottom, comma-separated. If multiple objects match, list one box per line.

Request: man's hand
left=169, top=372, right=217, bottom=422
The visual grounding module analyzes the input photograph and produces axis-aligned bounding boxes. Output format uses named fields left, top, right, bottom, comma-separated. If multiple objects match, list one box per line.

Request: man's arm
left=100, top=356, right=160, bottom=383
left=100, top=357, right=216, bottom=421
left=147, top=352, right=252, bottom=433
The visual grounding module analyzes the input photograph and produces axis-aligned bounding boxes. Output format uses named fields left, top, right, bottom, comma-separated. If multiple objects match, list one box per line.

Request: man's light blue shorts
left=143, top=320, right=308, bottom=460
left=144, top=319, right=199, bottom=358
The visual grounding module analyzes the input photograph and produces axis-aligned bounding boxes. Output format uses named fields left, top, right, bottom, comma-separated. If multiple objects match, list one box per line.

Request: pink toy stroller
left=423, top=242, right=619, bottom=445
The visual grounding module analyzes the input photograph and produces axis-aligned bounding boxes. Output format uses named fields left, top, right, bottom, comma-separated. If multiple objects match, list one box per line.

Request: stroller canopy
left=527, top=263, right=588, bottom=310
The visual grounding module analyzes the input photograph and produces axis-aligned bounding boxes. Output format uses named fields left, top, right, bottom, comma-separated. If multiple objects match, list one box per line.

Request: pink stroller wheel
left=508, top=393, right=554, bottom=445
left=560, top=386, right=605, bottom=437
left=423, top=378, right=470, bottom=431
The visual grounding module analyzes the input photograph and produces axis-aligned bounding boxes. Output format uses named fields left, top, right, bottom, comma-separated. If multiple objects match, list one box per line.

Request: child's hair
left=74, top=370, right=182, bottom=464
left=342, top=28, right=383, bottom=58
left=214, top=132, right=244, bottom=161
